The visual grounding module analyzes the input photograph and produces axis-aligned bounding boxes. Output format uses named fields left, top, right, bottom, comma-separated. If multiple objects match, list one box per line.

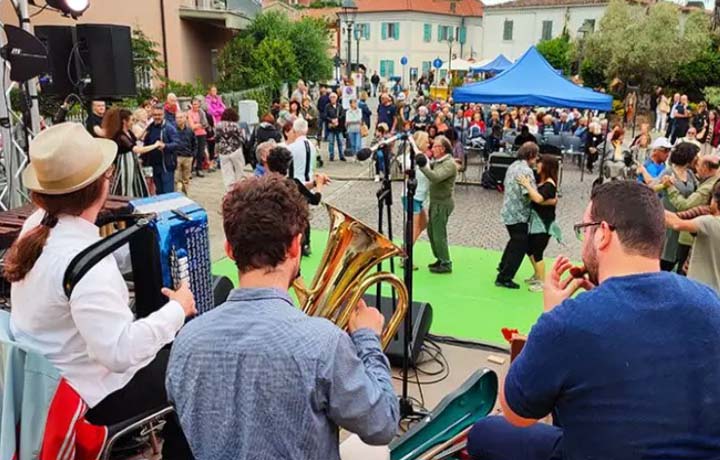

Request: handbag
left=361, top=123, right=369, bottom=137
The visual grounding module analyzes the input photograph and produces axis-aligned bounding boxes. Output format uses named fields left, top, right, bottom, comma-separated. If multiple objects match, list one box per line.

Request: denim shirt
left=166, top=288, right=399, bottom=460
left=501, top=160, right=535, bottom=225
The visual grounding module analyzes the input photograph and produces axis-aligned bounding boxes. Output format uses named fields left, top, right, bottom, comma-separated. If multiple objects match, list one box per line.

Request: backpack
left=481, top=169, right=503, bottom=192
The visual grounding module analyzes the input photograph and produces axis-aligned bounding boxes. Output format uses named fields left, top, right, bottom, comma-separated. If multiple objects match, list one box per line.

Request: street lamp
left=333, top=54, right=342, bottom=84
left=574, top=20, right=593, bottom=76
left=338, top=0, right=358, bottom=79
left=447, top=32, right=455, bottom=91
left=353, top=26, right=361, bottom=77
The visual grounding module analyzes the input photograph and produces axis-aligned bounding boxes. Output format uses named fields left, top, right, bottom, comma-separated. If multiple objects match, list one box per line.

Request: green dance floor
left=211, top=236, right=546, bottom=346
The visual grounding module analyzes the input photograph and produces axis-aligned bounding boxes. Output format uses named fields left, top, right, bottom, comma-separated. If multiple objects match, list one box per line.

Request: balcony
left=179, top=0, right=261, bottom=30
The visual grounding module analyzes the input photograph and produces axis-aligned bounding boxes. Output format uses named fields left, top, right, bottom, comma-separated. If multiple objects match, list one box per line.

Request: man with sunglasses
left=468, top=180, right=720, bottom=460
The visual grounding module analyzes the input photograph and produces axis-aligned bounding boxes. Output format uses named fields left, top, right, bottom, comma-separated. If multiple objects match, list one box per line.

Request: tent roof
left=440, top=58, right=474, bottom=71
left=470, top=54, right=512, bottom=73
left=453, top=46, right=612, bottom=111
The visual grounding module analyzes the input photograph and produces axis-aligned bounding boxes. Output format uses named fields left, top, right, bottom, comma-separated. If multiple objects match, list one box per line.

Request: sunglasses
left=573, top=221, right=616, bottom=241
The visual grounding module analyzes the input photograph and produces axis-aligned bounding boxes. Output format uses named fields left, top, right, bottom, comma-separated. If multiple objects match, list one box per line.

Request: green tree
left=218, top=11, right=332, bottom=91
left=131, top=29, right=164, bottom=103
left=536, top=34, right=572, bottom=75
left=250, top=38, right=300, bottom=89
left=582, top=0, right=712, bottom=89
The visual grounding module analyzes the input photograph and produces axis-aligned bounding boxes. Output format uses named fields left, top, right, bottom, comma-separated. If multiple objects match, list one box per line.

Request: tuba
left=294, top=203, right=408, bottom=350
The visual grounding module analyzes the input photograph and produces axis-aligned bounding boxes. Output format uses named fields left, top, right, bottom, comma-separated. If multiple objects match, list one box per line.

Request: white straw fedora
left=22, top=122, right=117, bottom=195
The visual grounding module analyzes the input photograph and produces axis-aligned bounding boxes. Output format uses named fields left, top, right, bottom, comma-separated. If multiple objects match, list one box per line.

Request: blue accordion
left=129, top=193, right=214, bottom=317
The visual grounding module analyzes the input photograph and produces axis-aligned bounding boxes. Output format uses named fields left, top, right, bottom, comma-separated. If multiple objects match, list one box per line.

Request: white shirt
left=10, top=210, right=185, bottom=407
left=288, top=135, right=316, bottom=183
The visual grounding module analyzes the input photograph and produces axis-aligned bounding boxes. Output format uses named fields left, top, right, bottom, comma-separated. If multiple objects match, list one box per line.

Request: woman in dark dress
left=102, top=108, right=158, bottom=197
left=517, top=154, right=561, bottom=292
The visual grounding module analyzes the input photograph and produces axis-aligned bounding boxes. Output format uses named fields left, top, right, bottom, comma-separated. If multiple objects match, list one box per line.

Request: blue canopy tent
left=470, top=54, right=513, bottom=74
left=454, top=46, right=612, bottom=111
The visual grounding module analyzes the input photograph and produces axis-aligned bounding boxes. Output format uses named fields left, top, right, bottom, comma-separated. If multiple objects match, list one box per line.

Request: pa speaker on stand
left=75, top=24, right=136, bottom=99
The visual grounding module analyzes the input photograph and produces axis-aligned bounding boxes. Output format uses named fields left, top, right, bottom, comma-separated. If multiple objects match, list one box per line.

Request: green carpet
left=211, top=234, right=545, bottom=346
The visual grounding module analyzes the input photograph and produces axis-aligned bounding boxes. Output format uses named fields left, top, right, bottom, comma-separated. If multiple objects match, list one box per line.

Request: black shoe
left=329, top=158, right=335, bottom=162
left=430, top=264, right=452, bottom=274
left=495, top=279, right=520, bottom=289
left=302, top=246, right=311, bottom=257
left=195, top=171, right=205, bottom=178
left=428, top=260, right=442, bottom=268
left=340, top=157, right=347, bottom=162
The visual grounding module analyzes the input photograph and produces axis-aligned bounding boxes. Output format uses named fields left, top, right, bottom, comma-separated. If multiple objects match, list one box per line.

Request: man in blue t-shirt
left=468, top=181, right=720, bottom=460
left=637, top=136, right=672, bottom=185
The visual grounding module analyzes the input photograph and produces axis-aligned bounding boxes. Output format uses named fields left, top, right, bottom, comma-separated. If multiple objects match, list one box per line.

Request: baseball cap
left=651, top=137, right=672, bottom=150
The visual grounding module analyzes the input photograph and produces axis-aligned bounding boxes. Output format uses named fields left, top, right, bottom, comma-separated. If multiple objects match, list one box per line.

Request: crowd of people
left=5, top=70, right=720, bottom=460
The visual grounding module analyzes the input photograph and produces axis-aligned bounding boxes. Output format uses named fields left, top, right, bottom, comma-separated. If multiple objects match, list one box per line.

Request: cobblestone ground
left=189, top=148, right=594, bottom=262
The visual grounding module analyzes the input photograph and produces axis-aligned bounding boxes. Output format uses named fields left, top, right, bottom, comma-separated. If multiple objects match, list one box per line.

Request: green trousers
left=428, top=200, right=454, bottom=265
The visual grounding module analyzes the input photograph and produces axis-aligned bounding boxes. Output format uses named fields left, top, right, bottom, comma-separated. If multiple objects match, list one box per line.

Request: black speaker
left=75, top=24, right=136, bottom=99
left=362, top=294, right=433, bottom=367
left=34, top=25, right=75, bottom=97
left=486, top=152, right=517, bottom=185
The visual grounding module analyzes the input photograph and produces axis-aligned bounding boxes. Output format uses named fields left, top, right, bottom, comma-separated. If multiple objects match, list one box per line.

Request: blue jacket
left=145, top=121, right=179, bottom=171
left=359, top=100, right=372, bottom=127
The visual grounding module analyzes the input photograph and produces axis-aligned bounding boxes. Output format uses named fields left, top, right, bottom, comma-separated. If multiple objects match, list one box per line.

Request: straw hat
left=22, top=122, right=117, bottom=195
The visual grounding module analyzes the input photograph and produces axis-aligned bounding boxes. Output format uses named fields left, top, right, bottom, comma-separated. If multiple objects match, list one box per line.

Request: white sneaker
left=374, top=175, right=380, bottom=182
left=528, top=282, right=544, bottom=293
left=524, top=276, right=538, bottom=284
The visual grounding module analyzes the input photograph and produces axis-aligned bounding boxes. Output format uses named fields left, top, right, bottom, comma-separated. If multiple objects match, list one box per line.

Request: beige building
left=0, top=0, right=261, bottom=85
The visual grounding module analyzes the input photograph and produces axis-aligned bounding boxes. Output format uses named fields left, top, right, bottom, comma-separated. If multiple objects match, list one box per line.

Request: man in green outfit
left=420, top=135, right=458, bottom=274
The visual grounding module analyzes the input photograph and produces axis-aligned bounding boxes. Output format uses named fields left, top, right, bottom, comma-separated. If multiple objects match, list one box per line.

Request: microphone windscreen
left=356, top=148, right=373, bottom=161
left=415, top=154, right=428, bottom=168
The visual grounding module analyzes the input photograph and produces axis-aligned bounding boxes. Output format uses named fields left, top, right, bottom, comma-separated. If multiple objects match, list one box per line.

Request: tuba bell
left=293, top=203, right=408, bottom=350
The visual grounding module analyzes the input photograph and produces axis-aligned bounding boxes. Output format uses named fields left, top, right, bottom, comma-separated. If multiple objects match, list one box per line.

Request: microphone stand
left=399, top=133, right=422, bottom=419
left=375, top=142, right=397, bottom=311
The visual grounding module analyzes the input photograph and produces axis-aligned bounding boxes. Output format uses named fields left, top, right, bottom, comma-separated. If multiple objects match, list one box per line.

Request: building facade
left=338, top=0, right=483, bottom=82
left=482, top=0, right=606, bottom=60
left=0, top=0, right=261, bottom=85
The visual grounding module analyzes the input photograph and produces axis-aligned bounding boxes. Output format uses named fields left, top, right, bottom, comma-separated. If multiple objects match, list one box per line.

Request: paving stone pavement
left=189, top=150, right=596, bottom=263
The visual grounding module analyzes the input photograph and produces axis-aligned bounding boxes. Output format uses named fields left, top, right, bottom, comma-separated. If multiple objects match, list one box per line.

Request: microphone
left=356, top=132, right=408, bottom=161
left=415, top=154, right=428, bottom=168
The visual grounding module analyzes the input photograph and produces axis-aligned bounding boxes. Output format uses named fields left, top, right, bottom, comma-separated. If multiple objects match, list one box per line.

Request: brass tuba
left=294, top=203, right=408, bottom=349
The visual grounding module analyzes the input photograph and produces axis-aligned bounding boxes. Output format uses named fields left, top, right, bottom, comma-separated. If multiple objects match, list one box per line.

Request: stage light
left=45, top=0, right=89, bottom=18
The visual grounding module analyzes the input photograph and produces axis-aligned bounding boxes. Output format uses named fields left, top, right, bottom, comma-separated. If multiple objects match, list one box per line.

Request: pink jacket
left=205, top=94, right=226, bottom=124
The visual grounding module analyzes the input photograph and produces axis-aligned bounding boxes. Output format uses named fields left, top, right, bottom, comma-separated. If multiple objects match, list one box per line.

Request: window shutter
left=380, top=60, right=386, bottom=77
left=393, top=23, right=400, bottom=39
left=364, top=23, right=370, bottom=40
left=458, top=26, right=467, bottom=44
left=389, top=60, right=395, bottom=77
left=423, top=24, right=431, bottom=42
left=381, top=23, right=388, bottom=40
left=438, top=24, right=443, bottom=42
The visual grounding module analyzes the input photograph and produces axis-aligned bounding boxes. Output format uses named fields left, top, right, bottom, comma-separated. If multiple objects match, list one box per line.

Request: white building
left=339, top=0, right=484, bottom=83
left=481, top=0, right=607, bottom=60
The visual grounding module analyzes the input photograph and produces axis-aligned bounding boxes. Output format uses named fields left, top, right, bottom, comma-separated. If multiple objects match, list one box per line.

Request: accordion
left=129, top=193, right=214, bottom=318
left=63, top=193, right=215, bottom=318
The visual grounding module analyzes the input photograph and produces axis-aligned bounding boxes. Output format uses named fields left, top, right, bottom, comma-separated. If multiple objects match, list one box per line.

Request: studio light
left=45, top=0, right=89, bottom=18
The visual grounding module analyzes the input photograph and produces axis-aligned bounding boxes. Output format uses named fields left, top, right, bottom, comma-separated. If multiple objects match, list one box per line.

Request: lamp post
left=575, top=21, right=593, bottom=76
left=338, top=0, right=358, bottom=79
left=333, top=54, right=342, bottom=85
left=447, top=32, right=455, bottom=92
left=354, top=26, right=361, bottom=78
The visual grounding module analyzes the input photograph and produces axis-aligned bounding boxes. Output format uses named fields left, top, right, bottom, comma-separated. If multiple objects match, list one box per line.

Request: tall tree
left=218, top=11, right=333, bottom=91
left=536, top=34, right=572, bottom=75
left=582, top=0, right=712, bottom=90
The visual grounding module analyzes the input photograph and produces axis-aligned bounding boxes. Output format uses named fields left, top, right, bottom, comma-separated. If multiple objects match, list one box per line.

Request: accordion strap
left=62, top=218, right=154, bottom=299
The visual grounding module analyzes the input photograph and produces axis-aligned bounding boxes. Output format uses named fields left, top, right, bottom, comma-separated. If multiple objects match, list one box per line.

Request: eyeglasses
left=573, top=221, right=616, bottom=241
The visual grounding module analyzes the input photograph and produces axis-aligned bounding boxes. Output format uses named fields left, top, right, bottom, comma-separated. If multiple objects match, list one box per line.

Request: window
left=437, top=25, right=454, bottom=42
left=586, top=19, right=595, bottom=32
left=423, top=23, right=432, bottom=42
left=381, top=22, right=400, bottom=40
left=422, top=61, right=431, bottom=75
left=210, top=49, right=219, bottom=83
left=503, top=19, right=513, bottom=41
left=541, top=20, right=553, bottom=40
left=357, top=23, right=370, bottom=40
left=380, top=59, right=395, bottom=77
left=458, top=26, right=467, bottom=44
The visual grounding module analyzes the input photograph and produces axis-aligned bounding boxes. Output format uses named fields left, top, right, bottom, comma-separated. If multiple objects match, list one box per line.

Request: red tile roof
left=354, top=0, right=483, bottom=17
